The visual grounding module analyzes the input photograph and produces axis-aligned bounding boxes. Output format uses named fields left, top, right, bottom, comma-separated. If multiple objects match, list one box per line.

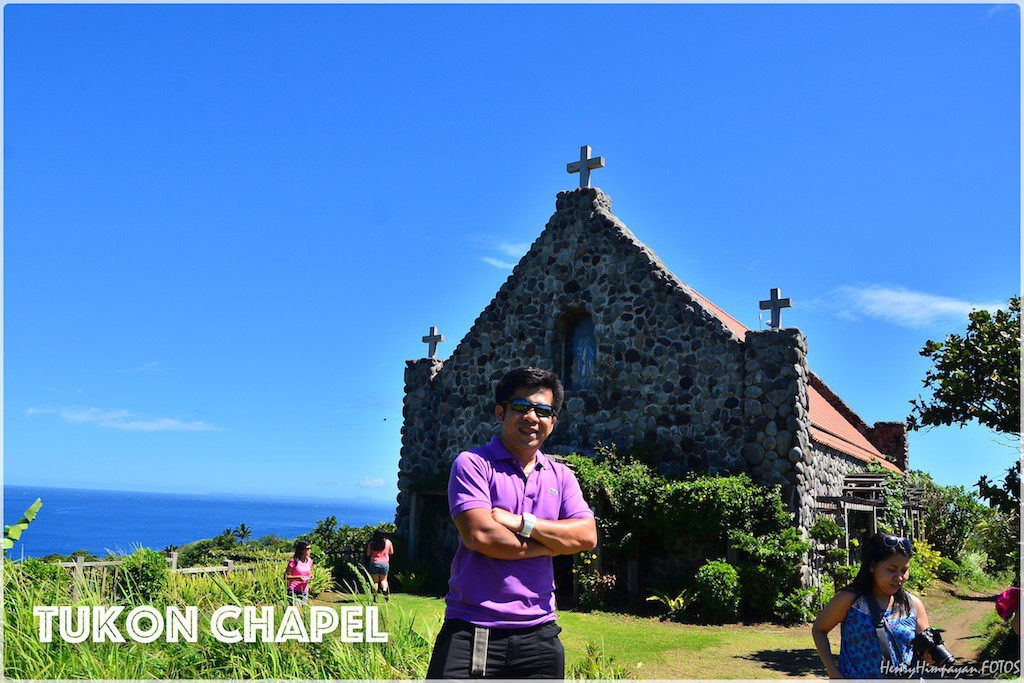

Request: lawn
left=319, top=579, right=1003, bottom=680
left=318, top=592, right=820, bottom=679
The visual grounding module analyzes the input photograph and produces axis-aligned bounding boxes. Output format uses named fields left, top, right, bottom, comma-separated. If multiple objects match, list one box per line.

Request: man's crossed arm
left=453, top=508, right=597, bottom=560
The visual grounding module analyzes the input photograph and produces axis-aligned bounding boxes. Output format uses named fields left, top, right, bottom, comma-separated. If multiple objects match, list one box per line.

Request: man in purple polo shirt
left=426, top=366, right=597, bottom=679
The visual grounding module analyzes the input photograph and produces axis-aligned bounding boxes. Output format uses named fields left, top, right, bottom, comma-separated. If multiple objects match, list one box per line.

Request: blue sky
left=4, top=4, right=1019, bottom=503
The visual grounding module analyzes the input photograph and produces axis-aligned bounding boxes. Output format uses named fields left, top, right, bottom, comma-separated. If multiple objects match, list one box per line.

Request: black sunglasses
left=882, top=536, right=914, bottom=556
left=505, top=397, right=557, bottom=419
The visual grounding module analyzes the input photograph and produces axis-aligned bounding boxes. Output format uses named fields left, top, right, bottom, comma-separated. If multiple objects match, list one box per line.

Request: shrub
left=695, top=560, right=739, bottom=624
left=573, top=550, right=617, bottom=611
left=175, top=538, right=221, bottom=568
left=392, top=567, right=430, bottom=594
left=774, top=588, right=816, bottom=626
left=809, top=517, right=843, bottom=545
left=646, top=587, right=696, bottom=623
left=936, top=557, right=960, bottom=583
left=308, top=564, right=332, bottom=595
left=566, top=642, right=630, bottom=679
left=823, top=548, right=848, bottom=565
left=115, top=547, right=170, bottom=605
left=566, top=447, right=808, bottom=621
left=955, top=551, right=998, bottom=589
left=731, top=526, right=809, bottom=620
left=815, top=575, right=836, bottom=611
left=906, top=538, right=941, bottom=593
left=832, top=564, right=858, bottom=588
left=20, top=557, right=71, bottom=584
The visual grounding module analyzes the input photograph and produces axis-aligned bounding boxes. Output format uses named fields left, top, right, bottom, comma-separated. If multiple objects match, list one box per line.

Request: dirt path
left=931, top=584, right=1000, bottom=661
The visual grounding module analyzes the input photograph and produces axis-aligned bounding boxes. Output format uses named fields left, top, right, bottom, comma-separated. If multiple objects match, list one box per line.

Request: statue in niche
left=567, top=317, right=596, bottom=390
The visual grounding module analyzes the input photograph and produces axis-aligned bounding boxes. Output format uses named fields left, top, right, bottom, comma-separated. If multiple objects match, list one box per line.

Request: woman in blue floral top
left=812, top=531, right=932, bottom=678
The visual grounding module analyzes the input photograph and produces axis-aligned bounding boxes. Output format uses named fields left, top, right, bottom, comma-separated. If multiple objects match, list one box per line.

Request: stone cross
left=566, top=145, right=605, bottom=188
left=759, top=288, right=792, bottom=330
left=422, top=326, right=445, bottom=359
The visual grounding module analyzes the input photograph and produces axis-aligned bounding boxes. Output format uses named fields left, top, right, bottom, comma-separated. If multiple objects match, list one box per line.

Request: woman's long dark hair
left=369, top=530, right=386, bottom=552
left=842, top=531, right=914, bottom=618
left=293, top=540, right=310, bottom=560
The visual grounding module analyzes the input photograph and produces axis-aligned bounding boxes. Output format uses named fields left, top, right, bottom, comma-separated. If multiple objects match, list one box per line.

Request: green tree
left=215, top=528, right=237, bottom=550
left=234, top=523, right=252, bottom=544
left=975, top=462, right=1021, bottom=575
left=908, top=471, right=988, bottom=563
left=907, top=296, right=1020, bottom=436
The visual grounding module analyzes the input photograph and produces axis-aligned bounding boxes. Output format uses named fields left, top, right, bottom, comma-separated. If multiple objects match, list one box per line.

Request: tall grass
left=5, top=552, right=621, bottom=679
left=3, top=554, right=431, bottom=679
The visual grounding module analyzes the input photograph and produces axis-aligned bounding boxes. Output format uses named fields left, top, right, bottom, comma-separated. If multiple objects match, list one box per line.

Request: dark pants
left=426, top=618, right=565, bottom=679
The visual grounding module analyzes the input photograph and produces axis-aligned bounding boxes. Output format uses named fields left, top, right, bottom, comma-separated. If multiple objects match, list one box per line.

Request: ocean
left=3, top=485, right=397, bottom=559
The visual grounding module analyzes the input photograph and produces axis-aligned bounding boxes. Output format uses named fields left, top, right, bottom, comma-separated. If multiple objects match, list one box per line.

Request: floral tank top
left=839, top=593, right=917, bottom=678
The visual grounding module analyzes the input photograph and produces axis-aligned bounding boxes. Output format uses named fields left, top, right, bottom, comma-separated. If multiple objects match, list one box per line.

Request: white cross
left=759, top=288, right=792, bottom=330
left=422, top=326, right=445, bottom=359
left=566, top=145, right=605, bottom=188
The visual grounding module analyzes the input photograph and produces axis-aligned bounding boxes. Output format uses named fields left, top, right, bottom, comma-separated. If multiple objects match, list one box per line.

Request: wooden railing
left=56, top=552, right=261, bottom=599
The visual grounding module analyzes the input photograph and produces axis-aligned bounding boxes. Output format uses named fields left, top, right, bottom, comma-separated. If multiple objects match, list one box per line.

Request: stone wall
left=396, top=358, right=443, bottom=538
left=741, top=328, right=813, bottom=525
left=799, top=442, right=867, bottom=583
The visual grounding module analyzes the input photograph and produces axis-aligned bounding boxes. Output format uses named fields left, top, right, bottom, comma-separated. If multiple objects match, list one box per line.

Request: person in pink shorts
left=366, top=529, right=394, bottom=602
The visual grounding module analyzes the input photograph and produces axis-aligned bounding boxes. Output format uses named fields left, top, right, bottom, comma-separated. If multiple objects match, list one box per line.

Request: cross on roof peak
left=422, top=325, right=445, bottom=359
left=566, top=145, right=605, bottom=188
left=759, top=288, right=793, bottom=330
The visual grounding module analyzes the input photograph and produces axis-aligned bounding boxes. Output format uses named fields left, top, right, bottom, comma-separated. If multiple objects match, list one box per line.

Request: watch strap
left=519, top=512, right=537, bottom=539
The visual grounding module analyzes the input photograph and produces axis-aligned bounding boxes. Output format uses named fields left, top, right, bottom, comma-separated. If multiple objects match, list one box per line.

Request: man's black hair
left=495, top=366, right=564, bottom=414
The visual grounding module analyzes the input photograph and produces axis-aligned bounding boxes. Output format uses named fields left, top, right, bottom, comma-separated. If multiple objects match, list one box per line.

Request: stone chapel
left=396, top=160, right=910, bottom=586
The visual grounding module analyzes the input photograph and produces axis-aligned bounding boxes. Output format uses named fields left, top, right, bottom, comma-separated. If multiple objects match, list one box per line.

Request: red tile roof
left=687, top=287, right=902, bottom=473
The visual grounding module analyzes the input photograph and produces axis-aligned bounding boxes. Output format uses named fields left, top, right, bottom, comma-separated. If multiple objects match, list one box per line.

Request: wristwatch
left=518, top=512, right=537, bottom=539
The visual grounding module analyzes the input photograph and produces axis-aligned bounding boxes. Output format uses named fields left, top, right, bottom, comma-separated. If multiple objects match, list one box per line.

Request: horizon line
left=4, top=483, right=398, bottom=505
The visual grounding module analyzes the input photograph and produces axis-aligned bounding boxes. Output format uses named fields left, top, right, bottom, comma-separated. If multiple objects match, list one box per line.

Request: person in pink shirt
left=996, top=585, right=1020, bottom=635
left=284, top=540, right=313, bottom=605
left=366, top=529, right=394, bottom=602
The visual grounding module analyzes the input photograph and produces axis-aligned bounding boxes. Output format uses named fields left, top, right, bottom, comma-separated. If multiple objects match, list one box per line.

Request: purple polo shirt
left=444, top=435, right=594, bottom=628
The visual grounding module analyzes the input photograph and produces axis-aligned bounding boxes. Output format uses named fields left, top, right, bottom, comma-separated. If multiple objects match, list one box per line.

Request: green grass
left=6, top=554, right=1011, bottom=680
left=323, top=592, right=819, bottom=679
left=4, top=558, right=429, bottom=679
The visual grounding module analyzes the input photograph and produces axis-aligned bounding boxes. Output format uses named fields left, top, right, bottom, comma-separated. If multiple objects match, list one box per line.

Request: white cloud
left=61, top=407, right=134, bottom=424
left=359, top=476, right=386, bottom=489
left=817, top=285, right=1004, bottom=329
left=24, top=407, right=57, bottom=416
left=473, top=235, right=530, bottom=269
left=100, top=417, right=222, bottom=432
left=497, top=241, right=530, bottom=257
left=481, top=256, right=517, bottom=269
left=31, top=406, right=222, bottom=432
left=472, top=235, right=530, bottom=257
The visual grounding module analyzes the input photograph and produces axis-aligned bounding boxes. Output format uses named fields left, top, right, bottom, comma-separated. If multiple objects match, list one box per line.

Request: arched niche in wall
left=559, top=309, right=596, bottom=391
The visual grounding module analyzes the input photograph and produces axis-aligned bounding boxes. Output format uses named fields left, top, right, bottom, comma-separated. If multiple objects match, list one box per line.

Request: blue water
left=3, top=485, right=396, bottom=558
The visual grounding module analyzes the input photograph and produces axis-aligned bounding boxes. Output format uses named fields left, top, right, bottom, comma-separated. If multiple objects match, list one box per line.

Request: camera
left=912, top=627, right=956, bottom=667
